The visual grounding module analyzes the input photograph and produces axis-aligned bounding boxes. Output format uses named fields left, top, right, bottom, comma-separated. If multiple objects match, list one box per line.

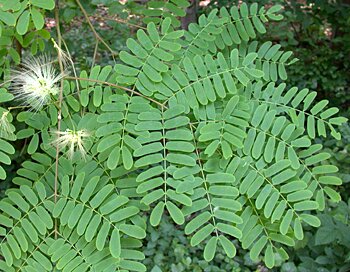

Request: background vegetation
left=0, top=0, right=349, bottom=271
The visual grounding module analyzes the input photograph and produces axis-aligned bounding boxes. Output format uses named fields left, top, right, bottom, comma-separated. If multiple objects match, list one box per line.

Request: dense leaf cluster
left=0, top=1, right=348, bottom=271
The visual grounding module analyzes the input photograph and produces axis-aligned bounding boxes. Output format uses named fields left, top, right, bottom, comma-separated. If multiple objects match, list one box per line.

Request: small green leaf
left=300, top=214, right=320, bottom=227
left=264, top=245, right=275, bottom=268
left=0, top=11, right=16, bottom=26
left=166, top=201, right=184, bottom=225
left=191, top=224, right=214, bottom=246
left=16, top=10, right=30, bottom=35
left=150, top=201, right=165, bottom=226
left=324, top=186, right=341, bottom=202
left=185, top=211, right=211, bottom=235
left=219, top=235, right=236, bottom=258
left=119, top=224, right=146, bottom=239
left=27, top=134, right=39, bottom=154
left=110, top=229, right=121, bottom=258
left=1, top=243, right=13, bottom=267
left=204, top=237, right=218, bottom=261
left=31, top=0, right=55, bottom=10
left=31, top=7, right=44, bottom=30
left=107, top=146, right=121, bottom=170
left=280, top=209, right=293, bottom=235
left=294, top=218, right=304, bottom=240
left=122, top=145, right=133, bottom=170
left=250, top=235, right=268, bottom=261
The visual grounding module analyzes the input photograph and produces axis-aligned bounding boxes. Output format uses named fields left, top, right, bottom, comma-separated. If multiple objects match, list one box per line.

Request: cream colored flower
left=10, top=55, right=64, bottom=110
left=0, top=111, right=15, bottom=138
left=52, top=38, right=72, bottom=68
left=51, top=129, right=90, bottom=159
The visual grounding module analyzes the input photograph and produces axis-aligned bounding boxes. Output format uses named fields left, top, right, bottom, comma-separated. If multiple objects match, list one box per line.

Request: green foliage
left=205, top=0, right=350, bottom=115
left=142, top=0, right=190, bottom=28
left=143, top=214, right=247, bottom=272
left=0, top=1, right=348, bottom=271
left=0, top=0, right=53, bottom=76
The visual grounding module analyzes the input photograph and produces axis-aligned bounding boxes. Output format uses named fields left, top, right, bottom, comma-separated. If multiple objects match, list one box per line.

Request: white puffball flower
left=51, top=129, right=90, bottom=159
left=10, top=55, right=64, bottom=110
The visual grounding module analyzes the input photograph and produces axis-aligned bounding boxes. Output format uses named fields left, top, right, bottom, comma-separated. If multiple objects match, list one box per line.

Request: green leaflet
left=190, top=223, right=215, bottom=246
left=31, top=0, right=55, bottom=10
left=150, top=201, right=165, bottom=226
left=219, top=235, right=236, bottom=258
left=119, top=224, right=146, bottom=239
left=204, top=236, right=218, bottom=261
left=110, top=229, right=121, bottom=258
left=264, top=245, right=275, bottom=268
left=16, top=10, right=30, bottom=35
left=250, top=235, right=268, bottom=261
left=166, top=201, right=184, bottom=225
left=185, top=211, right=211, bottom=235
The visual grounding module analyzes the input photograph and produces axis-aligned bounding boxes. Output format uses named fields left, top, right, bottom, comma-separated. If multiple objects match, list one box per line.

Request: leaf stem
left=64, top=76, right=167, bottom=108
left=54, top=0, right=64, bottom=239
left=75, top=0, right=117, bottom=57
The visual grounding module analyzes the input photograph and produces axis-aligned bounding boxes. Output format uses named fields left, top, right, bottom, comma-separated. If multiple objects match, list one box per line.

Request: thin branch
left=91, top=40, right=99, bottom=68
left=54, top=0, right=64, bottom=239
left=189, top=123, right=219, bottom=237
left=64, top=76, right=167, bottom=108
left=108, top=17, right=146, bottom=30
left=60, top=38, right=81, bottom=99
left=75, top=0, right=117, bottom=57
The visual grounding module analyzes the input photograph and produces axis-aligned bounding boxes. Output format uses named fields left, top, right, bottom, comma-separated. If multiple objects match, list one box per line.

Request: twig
left=64, top=76, right=167, bottom=108
left=61, top=38, right=81, bottom=99
left=91, top=40, right=99, bottom=68
left=109, top=17, right=146, bottom=30
left=75, top=0, right=117, bottom=57
left=54, top=0, right=64, bottom=239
